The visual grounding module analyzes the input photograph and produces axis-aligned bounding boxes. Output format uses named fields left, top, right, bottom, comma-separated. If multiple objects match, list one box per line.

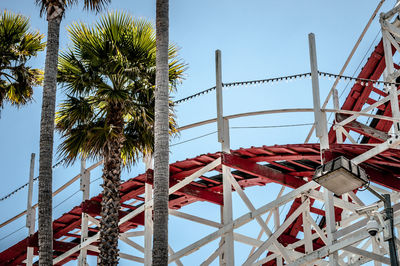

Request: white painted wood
left=381, top=22, right=400, bottom=135
left=308, top=189, right=360, bottom=212
left=120, top=235, right=145, bottom=253
left=200, top=241, right=225, bottom=266
left=169, top=182, right=318, bottom=263
left=343, top=246, right=390, bottom=265
left=87, top=214, right=100, bottom=227
left=221, top=118, right=234, bottom=266
left=351, top=136, right=400, bottom=165
left=119, top=157, right=221, bottom=226
left=26, top=153, right=35, bottom=266
left=333, top=89, right=344, bottom=143
left=334, top=93, right=393, bottom=129
left=309, top=33, right=329, bottom=151
left=381, top=4, right=400, bottom=20
left=372, top=237, right=383, bottom=266
left=177, top=107, right=400, bottom=133
left=243, top=200, right=309, bottom=266
left=143, top=154, right=153, bottom=266
left=121, top=230, right=145, bottom=238
left=233, top=233, right=263, bottom=247
left=216, top=49, right=224, bottom=143
left=227, top=172, right=291, bottom=261
left=54, top=233, right=100, bottom=264
left=305, top=212, right=328, bottom=245
left=168, top=245, right=183, bottom=266
left=338, top=127, right=358, bottom=144
left=169, top=209, right=222, bottom=228
left=248, top=185, right=285, bottom=257
left=324, top=189, right=339, bottom=265
left=78, top=159, right=90, bottom=266
left=302, top=195, right=313, bottom=254
left=347, top=191, right=366, bottom=207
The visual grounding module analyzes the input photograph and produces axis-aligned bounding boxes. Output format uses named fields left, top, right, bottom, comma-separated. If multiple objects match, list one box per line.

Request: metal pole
left=383, top=194, right=399, bottom=266
left=216, top=50, right=234, bottom=266
left=26, top=153, right=35, bottom=266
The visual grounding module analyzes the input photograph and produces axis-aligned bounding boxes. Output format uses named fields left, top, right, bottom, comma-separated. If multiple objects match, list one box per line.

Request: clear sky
left=0, top=0, right=396, bottom=265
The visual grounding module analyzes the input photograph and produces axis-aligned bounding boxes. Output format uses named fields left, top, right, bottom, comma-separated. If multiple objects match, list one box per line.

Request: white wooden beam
left=169, top=209, right=222, bottom=228
left=227, top=172, right=292, bottom=261
left=243, top=199, right=309, bottom=266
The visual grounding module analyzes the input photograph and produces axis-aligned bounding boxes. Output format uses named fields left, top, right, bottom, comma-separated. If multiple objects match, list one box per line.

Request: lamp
left=312, top=156, right=369, bottom=196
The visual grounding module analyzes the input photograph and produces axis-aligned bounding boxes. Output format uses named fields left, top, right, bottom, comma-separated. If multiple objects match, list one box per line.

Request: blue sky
left=0, top=0, right=396, bottom=265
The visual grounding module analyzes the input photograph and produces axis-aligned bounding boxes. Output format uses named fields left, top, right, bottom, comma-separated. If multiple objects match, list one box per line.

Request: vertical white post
left=216, top=50, right=234, bottom=266
left=324, top=188, right=339, bottom=265
left=216, top=50, right=224, bottom=143
left=381, top=27, right=400, bottom=134
left=78, top=159, right=90, bottom=266
left=333, top=89, right=343, bottom=143
left=301, top=195, right=313, bottom=254
left=273, top=208, right=280, bottom=231
left=309, top=33, right=329, bottom=153
left=26, top=153, right=35, bottom=266
left=372, top=237, right=382, bottom=266
left=144, top=154, right=153, bottom=266
left=309, top=34, right=336, bottom=264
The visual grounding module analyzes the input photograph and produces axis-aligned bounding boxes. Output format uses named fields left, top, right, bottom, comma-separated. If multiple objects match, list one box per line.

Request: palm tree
left=153, top=0, right=170, bottom=264
left=34, top=0, right=110, bottom=264
left=56, top=12, right=184, bottom=265
left=0, top=10, right=45, bottom=110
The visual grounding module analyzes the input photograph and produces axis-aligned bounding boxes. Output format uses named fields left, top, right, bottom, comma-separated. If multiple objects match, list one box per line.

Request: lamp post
left=313, top=156, right=399, bottom=266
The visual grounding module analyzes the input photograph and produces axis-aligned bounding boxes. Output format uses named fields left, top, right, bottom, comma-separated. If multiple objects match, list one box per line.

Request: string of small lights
left=0, top=158, right=66, bottom=202
left=318, top=71, right=400, bottom=87
left=174, top=70, right=400, bottom=104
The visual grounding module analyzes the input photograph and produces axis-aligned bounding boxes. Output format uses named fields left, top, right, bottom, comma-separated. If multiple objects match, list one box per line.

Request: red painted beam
left=222, top=153, right=306, bottom=189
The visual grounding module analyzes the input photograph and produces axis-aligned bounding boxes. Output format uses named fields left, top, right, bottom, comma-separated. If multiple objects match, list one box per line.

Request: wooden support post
left=78, top=159, right=90, bottom=266
left=216, top=49, right=234, bottom=266
left=302, top=195, right=313, bottom=254
left=324, top=188, right=339, bottom=265
left=26, top=153, right=35, bottom=266
left=144, top=154, right=153, bottom=265
left=381, top=27, right=400, bottom=135
left=216, top=49, right=224, bottom=143
left=333, top=88, right=343, bottom=143
left=308, top=33, right=329, bottom=158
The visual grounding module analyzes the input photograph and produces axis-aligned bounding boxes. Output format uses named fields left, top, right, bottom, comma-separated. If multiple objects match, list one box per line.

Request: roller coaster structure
left=2, top=1, right=400, bottom=265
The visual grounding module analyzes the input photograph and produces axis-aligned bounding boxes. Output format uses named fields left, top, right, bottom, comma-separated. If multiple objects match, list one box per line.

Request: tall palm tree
left=56, top=12, right=184, bottom=265
left=153, top=0, right=170, bottom=264
left=34, top=0, right=110, bottom=264
left=0, top=10, right=45, bottom=110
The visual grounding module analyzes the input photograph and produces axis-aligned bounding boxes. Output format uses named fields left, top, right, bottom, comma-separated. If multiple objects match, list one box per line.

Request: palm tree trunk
left=38, top=16, right=61, bottom=265
left=99, top=107, right=124, bottom=266
left=153, top=0, right=170, bottom=265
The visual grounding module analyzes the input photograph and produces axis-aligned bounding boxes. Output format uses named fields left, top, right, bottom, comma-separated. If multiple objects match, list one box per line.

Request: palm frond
left=0, top=10, right=45, bottom=109
left=57, top=11, right=185, bottom=166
